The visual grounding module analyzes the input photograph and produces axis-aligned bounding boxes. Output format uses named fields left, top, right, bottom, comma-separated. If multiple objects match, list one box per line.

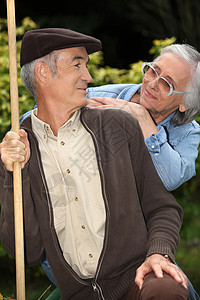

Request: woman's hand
left=87, top=97, right=158, bottom=139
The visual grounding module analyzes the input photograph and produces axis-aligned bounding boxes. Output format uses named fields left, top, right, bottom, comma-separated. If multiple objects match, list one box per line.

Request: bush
left=0, top=17, right=37, bottom=140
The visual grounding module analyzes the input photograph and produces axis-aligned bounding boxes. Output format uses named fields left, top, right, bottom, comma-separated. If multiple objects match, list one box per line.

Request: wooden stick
left=6, top=0, right=26, bottom=299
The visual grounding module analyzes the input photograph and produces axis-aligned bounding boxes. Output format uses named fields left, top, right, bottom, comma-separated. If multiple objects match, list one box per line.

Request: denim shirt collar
left=157, top=111, right=176, bottom=127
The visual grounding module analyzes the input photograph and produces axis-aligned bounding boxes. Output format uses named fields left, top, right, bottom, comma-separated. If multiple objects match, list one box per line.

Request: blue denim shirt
left=87, top=84, right=200, bottom=191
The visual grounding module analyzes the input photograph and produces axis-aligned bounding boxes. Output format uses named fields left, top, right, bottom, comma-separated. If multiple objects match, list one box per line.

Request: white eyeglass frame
left=141, top=62, right=190, bottom=97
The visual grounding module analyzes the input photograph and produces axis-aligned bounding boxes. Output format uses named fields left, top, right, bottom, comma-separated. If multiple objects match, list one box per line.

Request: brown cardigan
left=0, top=107, right=182, bottom=300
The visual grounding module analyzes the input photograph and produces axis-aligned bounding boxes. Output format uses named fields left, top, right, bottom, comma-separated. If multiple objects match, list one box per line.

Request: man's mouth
left=78, top=87, right=87, bottom=92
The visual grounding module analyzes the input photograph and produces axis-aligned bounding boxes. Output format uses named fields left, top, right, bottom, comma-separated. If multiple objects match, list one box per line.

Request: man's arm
left=0, top=130, right=44, bottom=265
left=124, top=112, right=187, bottom=289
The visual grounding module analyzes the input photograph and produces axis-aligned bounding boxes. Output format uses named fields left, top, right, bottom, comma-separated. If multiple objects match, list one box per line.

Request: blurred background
left=1, top=0, right=200, bottom=68
left=0, top=0, right=200, bottom=299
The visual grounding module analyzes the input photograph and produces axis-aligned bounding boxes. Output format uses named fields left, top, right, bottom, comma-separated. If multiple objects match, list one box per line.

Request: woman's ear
left=34, top=62, right=48, bottom=84
left=179, top=104, right=187, bottom=112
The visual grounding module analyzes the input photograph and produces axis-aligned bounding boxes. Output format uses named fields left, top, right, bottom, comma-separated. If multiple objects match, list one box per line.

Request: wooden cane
left=6, top=0, right=26, bottom=299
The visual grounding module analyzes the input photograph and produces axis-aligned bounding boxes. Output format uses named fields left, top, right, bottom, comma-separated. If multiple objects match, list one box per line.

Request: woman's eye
left=154, top=67, right=160, bottom=75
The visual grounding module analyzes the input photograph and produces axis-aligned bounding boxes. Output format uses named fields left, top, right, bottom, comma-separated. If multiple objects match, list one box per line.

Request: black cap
left=20, top=28, right=102, bottom=67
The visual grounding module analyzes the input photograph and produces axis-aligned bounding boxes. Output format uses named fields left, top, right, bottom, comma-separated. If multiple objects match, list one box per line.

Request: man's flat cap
left=20, top=28, right=102, bottom=67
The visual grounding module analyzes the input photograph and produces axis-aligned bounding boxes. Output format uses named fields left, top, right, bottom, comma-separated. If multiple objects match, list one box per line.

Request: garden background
left=0, top=0, right=200, bottom=299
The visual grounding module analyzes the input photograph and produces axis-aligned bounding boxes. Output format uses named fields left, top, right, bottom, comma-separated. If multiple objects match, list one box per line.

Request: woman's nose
left=148, top=77, right=159, bottom=91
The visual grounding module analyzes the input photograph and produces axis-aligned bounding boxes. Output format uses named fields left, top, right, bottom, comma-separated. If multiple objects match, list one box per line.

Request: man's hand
left=135, top=254, right=188, bottom=290
left=0, top=129, right=30, bottom=171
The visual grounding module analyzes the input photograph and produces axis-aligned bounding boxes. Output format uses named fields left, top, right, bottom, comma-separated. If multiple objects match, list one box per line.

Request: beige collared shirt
left=31, top=109, right=106, bottom=278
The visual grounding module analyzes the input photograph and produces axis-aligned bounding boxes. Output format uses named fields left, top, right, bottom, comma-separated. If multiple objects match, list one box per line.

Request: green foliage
left=149, top=37, right=177, bottom=59
left=88, top=51, right=144, bottom=86
left=0, top=17, right=37, bottom=140
left=0, top=17, right=200, bottom=296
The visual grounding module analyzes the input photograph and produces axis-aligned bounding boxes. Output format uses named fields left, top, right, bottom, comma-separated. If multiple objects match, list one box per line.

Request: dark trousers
left=120, top=271, right=189, bottom=300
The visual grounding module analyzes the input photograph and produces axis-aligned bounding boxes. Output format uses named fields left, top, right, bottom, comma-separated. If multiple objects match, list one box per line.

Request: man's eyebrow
left=72, top=56, right=90, bottom=63
left=154, top=63, right=177, bottom=87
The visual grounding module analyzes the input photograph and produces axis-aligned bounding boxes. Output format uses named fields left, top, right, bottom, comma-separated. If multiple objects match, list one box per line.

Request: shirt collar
left=157, top=111, right=176, bottom=126
left=31, top=108, right=81, bottom=141
left=59, top=109, right=81, bottom=136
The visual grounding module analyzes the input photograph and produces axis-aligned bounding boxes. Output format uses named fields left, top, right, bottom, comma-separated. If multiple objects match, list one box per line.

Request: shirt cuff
left=144, top=126, right=167, bottom=155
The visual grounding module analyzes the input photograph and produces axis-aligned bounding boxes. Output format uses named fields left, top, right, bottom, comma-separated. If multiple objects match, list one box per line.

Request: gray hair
left=20, top=51, right=60, bottom=101
left=154, top=44, right=200, bottom=126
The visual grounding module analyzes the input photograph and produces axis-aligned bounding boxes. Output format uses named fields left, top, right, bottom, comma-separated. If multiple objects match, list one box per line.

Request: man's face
left=48, top=47, right=92, bottom=111
left=140, top=53, right=191, bottom=122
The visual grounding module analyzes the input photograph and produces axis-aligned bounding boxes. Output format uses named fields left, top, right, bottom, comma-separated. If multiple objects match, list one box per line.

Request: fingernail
left=177, top=276, right=182, bottom=281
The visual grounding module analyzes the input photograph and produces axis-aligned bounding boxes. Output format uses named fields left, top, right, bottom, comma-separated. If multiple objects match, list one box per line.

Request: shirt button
left=151, top=145, right=155, bottom=149
left=75, top=197, right=78, bottom=201
left=60, top=141, right=65, bottom=146
left=88, top=254, right=93, bottom=258
left=81, top=225, right=85, bottom=229
left=66, top=169, right=70, bottom=174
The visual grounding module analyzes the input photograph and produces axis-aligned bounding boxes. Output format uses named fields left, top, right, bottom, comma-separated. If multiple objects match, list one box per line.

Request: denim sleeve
left=87, top=87, right=119, bottom=99
left=144, top=126, right=200, bottom=191
left=19, top=109, right=34, bottom=124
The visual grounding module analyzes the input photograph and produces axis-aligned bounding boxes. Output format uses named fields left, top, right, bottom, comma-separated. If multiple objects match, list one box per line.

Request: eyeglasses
left=141, top=62, right=190, bottom=97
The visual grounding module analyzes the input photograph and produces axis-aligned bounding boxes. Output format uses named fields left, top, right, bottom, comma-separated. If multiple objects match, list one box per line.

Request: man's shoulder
left=81, top=107, right=140, bottom=131
left=87, top=83, right=142, bottom=100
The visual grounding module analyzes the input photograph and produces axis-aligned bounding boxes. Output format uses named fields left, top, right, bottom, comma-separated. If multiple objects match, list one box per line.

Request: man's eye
left=75, top=63, right=81, bottom=67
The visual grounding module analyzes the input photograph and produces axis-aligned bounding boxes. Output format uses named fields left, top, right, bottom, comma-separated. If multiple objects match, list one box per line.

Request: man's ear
left=179, top=104, right=187, bottom=112
left=34, top=62, right=48, bottom=84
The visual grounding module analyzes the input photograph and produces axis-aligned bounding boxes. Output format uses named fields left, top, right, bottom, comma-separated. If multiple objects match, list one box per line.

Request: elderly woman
left=87, top=44, right=200, bottom=191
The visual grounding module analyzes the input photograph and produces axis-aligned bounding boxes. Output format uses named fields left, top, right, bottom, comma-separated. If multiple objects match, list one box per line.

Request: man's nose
left=81, top=67, right=92, bottom=83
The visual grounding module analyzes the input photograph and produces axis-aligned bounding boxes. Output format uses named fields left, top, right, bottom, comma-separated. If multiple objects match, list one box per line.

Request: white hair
left=155, top=44, right=200, bottom=126
left=20, top=51, right=60, bottom=101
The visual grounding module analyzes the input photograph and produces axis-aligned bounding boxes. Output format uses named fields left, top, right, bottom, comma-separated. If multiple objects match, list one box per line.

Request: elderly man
left=87, top=43, right=200, bottom=192
left=0, top=28, right=188, bottom=299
